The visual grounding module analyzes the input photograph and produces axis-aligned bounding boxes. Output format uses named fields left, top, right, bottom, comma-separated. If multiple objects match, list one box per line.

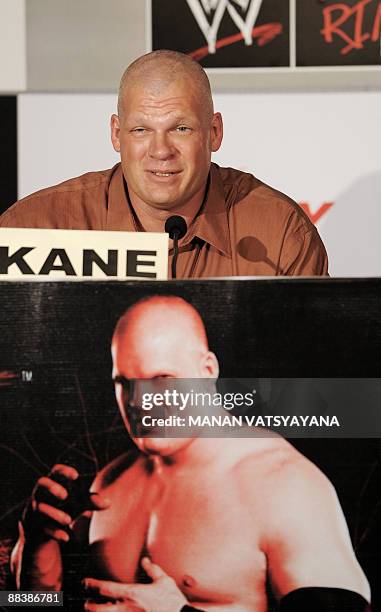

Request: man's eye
left=176, top=126, right=191, bottom=132
left=132, top=128, right=147, bottom=134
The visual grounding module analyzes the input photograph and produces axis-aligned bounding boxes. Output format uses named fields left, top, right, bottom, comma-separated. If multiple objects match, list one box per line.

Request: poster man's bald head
left=112, top=295, right=218, bottom=381
left=114, top=295, right=208, bottom=353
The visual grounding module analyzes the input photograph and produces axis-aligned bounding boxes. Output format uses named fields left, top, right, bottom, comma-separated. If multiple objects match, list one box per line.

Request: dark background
left=0, top=97, right=17, bottom=215
left=0, top=279, right=380, bottom=608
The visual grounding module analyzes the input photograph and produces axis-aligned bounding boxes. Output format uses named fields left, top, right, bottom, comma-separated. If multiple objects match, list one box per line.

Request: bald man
left=13, top=296, right=370, bottom=611
left=0, top=50, right=328, bottom=277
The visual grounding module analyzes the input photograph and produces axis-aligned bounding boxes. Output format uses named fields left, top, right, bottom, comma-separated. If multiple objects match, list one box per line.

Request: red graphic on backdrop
left=0, top=370, right=18, bottom=387
left=188, top=23, right=282, bottom=60
left=299, top=202, right=333, bottom=224
left=321, top=0, right=381, bottom=55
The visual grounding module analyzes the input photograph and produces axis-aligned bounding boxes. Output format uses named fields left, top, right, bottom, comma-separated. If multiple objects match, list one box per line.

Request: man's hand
left=83, top=557, right=188, bottom=612
left=23, top=463, right=109, bottom=544
left=12, top=464, right=109, bottom=591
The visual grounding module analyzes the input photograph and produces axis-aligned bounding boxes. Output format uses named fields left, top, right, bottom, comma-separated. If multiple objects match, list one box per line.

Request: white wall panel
left=213, top=91, right=381, bottom=201
left=18, top=94, right=119, bottom=197
left=212, top=91, right=381, bottom=276
left=0, top=0, right=26, bottom=92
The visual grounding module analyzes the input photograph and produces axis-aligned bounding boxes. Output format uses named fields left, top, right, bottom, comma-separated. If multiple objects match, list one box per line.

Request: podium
left=0, top=278, right=380, bottom=609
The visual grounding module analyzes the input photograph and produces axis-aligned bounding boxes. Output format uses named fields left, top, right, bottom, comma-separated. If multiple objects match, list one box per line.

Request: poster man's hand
left=23, top=463, right=109, bottom=544
left=84, top=557, right=188, bottom=612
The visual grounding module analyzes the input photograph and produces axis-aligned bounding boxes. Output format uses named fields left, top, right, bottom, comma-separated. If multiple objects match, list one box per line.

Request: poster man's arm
left=265, top=459, right=371, bottom=608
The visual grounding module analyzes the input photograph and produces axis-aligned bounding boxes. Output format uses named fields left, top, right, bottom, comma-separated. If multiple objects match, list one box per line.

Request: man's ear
left=210, top=112, right=223, bottom=153
left=111, top=114, right=121, bottom=153
left=201, top=351, right=219, bottom=379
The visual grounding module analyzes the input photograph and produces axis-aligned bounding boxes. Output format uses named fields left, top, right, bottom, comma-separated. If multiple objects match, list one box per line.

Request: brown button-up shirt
left=0, top=163, right=328, bottom=278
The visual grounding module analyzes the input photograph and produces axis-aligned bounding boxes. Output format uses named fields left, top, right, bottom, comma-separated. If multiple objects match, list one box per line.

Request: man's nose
left=148, top=132, right=175, bottom=160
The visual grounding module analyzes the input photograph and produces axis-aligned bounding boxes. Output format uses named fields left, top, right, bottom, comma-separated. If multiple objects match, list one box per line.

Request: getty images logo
left=186, top=0, right=264, bottom=54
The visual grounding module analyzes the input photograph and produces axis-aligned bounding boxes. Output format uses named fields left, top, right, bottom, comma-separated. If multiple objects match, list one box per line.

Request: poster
left=0, top=279, right=380, bottom=609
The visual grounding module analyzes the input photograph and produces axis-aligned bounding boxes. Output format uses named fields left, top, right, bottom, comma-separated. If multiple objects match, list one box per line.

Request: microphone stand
left=171, top=230, right=180, bottom=279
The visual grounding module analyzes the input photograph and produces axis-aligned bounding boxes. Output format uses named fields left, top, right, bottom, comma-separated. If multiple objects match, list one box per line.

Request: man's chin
left=143, top=195, right=185, bottom=211
left=139, top=183, right=189, bottom=211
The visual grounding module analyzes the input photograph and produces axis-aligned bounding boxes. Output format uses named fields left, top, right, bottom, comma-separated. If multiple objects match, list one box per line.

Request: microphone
left=165, top=216, right=187, bottom=279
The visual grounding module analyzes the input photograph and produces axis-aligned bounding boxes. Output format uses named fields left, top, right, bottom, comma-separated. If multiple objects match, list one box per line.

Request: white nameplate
left=0, top=228, right=168, bottom=280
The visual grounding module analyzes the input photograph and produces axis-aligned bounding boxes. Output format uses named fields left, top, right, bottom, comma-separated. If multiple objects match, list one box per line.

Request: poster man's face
left=111, top=77, right=223, bottom=212
left=111, top=307, right=218, bottom=456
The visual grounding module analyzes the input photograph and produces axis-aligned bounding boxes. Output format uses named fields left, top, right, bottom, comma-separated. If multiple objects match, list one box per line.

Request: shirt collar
left=186, top=163, right=231, bottom=256
left=107, top=162, right=231, bottom=257
left=106, top=164, right=136, bottom=231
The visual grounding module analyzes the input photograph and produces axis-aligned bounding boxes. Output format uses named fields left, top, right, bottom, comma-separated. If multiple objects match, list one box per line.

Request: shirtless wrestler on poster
left=11, top=296, right=371, bottom=611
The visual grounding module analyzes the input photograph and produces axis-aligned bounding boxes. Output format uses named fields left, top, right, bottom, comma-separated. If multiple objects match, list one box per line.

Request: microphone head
left=164, top=215, right=187, bottom=240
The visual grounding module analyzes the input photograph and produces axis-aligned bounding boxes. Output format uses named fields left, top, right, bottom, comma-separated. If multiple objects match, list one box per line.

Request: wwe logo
left=186, top=0, right=264, bottom=54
